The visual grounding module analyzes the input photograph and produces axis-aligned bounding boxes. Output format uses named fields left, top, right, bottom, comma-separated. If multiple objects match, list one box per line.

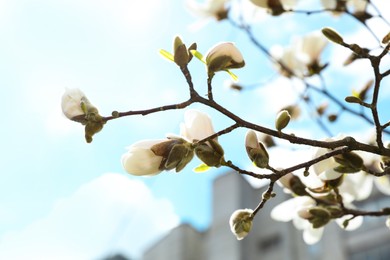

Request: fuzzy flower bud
left=122, top=138, right=194, bottom=176
left=229, top=209, right=254, bottom=240
left=321, top=27, right=344, bottom=45
left=194, top=139, right=224, bottom=167
left=205, top=42, right=245, bottom=74
left=61, top=88, right=97, bottom=123
left=173, top=36, right=190, bottom=67
left=61, top=88, right=104, bottom=143
left=275, top=110, right=291, bottom=131
left=245, top=130, right=269, bottom=168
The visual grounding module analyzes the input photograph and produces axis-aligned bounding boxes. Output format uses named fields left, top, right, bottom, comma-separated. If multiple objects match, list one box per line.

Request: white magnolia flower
left=386, top=217, right=390, bottom=229
left=272, top=31, right=327, bottom=77
left=121, top=139, right=166, bottom=176
left=271, top=196, right=363, bottom=244
left=229, top=208, right=253, bottom=240
left=61, top=88, right=96, bottom=121
left=297, top=31, right=328, bottom=66
left=187, top=0, right=230, bottom=21
left=180, top=109, right=216, bottom=142
left=205, top=42, right=245, bottom=73
left=271, top=196, right=324, bottom=244
left=312, top=136, right=345, bottom=181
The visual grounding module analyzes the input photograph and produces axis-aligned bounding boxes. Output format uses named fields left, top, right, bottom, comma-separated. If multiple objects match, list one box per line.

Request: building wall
left=142, top=172, right=390, bottom=260
left=143, top=224, right=203, bottom=260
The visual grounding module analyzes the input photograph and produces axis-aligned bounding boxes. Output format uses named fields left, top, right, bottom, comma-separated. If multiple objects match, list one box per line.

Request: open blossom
left=205, top=42, right=245, bottom=74
left=271, top=196, right=324, bottom=244
left=229, top=209, right=253, bottom=240
left=312, top=135, right=345, bottom=181
left=272, top=31, right=327, bottom=77
left=271, top=196, right=363, bottom=244
left=187, top=0, right=230, bottom=20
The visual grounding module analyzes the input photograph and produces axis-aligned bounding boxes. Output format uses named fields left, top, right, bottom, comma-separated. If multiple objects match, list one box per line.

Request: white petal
left=336, top=215, right=363, bottom=231
left=270, top=198, right=297, bottom=222
left=303, top=227, right=324, bottom=245
left=122, top=140, right=165, bottom=176
left=245, top=130, right=259, bottom=150
left=374, top=176, right=390, bottom=195
left=61, top=88, right=86, bottom=119
left=318, top=168, right=343, bottom=181
left=180, top=109, right=215, bottom=142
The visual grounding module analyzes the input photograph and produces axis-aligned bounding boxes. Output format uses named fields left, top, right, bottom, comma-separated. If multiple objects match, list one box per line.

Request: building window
left=258, top=234, right=282, bottom=252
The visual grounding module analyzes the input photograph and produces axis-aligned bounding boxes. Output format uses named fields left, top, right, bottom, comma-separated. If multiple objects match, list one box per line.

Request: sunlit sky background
left=1, top=0, right=389, bottom=259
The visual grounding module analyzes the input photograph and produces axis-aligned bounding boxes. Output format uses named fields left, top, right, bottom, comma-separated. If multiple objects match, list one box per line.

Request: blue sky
left=1, top=0, right=389, bottom=259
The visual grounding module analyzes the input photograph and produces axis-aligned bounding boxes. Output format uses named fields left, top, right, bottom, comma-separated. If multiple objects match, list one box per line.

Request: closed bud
left=152, top=138, right=194, bottom=172
left=334, top=152, right=363, bottom=171
left=275, top=110, right=291, bottom=131
left=61, top=88, right=105, bottom=143
left=245, top=130, right=269, bottom=168
left=173, top=36, right=189, bottom=67
left=164, top=143, right=194, bottom=172
left=328, top=114, right=338, bottom=122
left=229, top=209, right=253, bottom=240
left=84, top=118, right=105, bottom=143
left=382, top=32, right=390, bottom=44
left=205, top=42, right=245, bottom=74
left=345, top=96, right=361, bottom=104
left=194, top=142, right=224, bottom=167
left=290, top=176, right=308, bottom=196
left=308, top=207, right=331, bottom=228
left=322, top=27, right=344, bottom=45
left=326, top=206, right=343, bottom=218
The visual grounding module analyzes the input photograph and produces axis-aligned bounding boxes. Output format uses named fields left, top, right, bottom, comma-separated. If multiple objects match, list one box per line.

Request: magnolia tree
left=62, top=0, right=390, bottom=245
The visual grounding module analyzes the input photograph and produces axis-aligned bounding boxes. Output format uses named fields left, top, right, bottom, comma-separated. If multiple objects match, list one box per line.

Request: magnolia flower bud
left=245, top=130, right=269, bottom=168
left=173, top=36, right=190, bottom=67
left=382, top=32, right=390, bottom=44
left=275, top=110, right=291, bottom=131
left=308, top=207, right=331, bottom=228
left=205, top=42, right=245, bottom=74
left=386, top=217, right=390, bottom=229
left=61, top=88, right=104, bottom=143
left=229, top=209, right=253, bottom=240
left=61, top=88, right=97, bottom=123
left=194, top=140, right=224, bottom=167
left=122, top=138, right=194, bottom=176
left=122, top=140, right=166, bottom=176
left=321, top=27, right=344, bottom=45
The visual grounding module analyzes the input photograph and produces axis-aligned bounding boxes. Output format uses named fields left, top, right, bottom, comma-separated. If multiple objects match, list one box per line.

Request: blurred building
left=142, top=173, right=390, bottom=260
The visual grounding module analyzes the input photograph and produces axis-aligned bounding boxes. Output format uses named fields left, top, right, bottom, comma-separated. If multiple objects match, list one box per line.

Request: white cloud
left=0, top=173, right=179, bottom=260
